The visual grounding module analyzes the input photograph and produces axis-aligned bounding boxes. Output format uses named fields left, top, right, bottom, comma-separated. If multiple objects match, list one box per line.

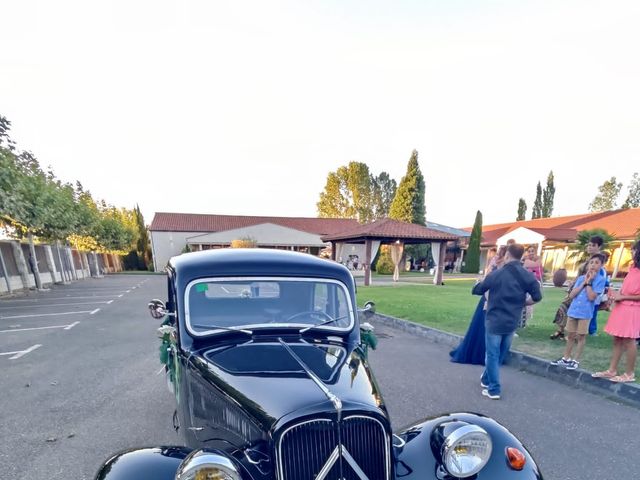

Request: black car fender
left=94, top=446, right=270, bottom=480
left=94, top=447, right=192, bottom=480
left=393, top=412, right=543, bottom=479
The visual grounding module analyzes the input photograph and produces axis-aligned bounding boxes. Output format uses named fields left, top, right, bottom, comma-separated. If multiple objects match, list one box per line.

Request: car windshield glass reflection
left=186, top=278, right=353, bottom=336
left=206, top=343, right=346, bottom=382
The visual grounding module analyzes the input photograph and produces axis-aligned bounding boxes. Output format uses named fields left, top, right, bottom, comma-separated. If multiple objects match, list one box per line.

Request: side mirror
left=148, top=299, right=168, bottom=319
left=359, top=301, right=376, bottom=317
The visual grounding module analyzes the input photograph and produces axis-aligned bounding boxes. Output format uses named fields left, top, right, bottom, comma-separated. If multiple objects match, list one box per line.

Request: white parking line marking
left=0, top=301, right=114, bottom=310
left=107, top=300, right=113, bottom=304
left=0, top=296, right=116, bottom=304
left=57, top=289, right=127, bottom=292
left=0, top=310, right=95, bottom=320
left=0, top=344, right=42, bottom=360
left=90, top=308, right=100, bottom=315
left=0, top=322, right=79, bottom=333
left=118, top=294, right=123, bottom=298
left=126, top=290, right=131, bottom=293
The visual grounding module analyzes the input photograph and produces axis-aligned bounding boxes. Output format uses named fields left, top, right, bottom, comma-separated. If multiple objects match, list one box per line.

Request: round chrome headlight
left=176, top=450, right=242, bottom=480
left=442, top=424, right=492, bottom=478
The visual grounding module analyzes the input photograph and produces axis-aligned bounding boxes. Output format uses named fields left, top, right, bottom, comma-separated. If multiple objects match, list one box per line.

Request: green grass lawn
left=357, top=281, right=638, bottom=377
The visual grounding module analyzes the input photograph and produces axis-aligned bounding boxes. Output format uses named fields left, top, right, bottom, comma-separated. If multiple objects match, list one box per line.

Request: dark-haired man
left=472, top=243, right=543, bottom=399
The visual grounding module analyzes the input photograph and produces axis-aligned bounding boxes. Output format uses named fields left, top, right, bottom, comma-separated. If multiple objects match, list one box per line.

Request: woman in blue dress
left=450, top=246, right=506, bottom=365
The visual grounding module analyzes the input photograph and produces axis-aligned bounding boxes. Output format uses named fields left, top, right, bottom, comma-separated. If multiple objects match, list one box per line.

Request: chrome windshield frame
left=184, top=276, right=356, bottom=338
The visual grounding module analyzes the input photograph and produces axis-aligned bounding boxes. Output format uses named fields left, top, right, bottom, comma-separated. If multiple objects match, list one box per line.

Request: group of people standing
left=450, top=236, right=640, bottom=399
left=549, top=235, right=639, bottom=383
left=450, top=242, right=542, bottom=399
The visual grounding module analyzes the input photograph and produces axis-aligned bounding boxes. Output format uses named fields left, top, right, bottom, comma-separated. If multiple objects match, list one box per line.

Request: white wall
left=151, top=231, right=202, bottom=272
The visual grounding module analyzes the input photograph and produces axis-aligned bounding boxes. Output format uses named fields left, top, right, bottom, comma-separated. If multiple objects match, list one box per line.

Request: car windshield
left=185, top=277, right=354, bottom=336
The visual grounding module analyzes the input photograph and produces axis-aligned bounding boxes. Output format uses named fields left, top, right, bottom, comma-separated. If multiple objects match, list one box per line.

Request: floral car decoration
left=96, top=249, right=543, bottom=480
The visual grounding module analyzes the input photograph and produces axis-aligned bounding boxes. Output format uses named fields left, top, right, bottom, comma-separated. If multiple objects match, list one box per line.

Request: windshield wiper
left=299, top=314, right=351, bottom=333
left=191, top=324, right=253, bottom=335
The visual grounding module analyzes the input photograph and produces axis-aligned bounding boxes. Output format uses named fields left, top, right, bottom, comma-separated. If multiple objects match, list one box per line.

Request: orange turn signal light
left=506, top=447, right=526, bottom=470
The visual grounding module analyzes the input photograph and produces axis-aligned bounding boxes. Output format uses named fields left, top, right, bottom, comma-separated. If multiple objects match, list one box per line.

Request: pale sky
left=1, top=0, right=639, bottom=229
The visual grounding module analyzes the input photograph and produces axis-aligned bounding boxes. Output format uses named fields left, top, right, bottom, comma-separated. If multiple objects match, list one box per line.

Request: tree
left=568, top=228, right=616, bottom=265
left=231, top=237, right=257, bottom=248
left=541, top=171, right=555, bottom=218
left=388, top=150, right=426, bottom=225
left=516, top=198, right=527, bottom=221
left=621, top=172, right=640, bottom=209
left=589, top=177, right=622, bottom=212
left=370, top=172, right=397, bottom=219
left=0, top=115, right=15, bottom=151
left=317, top=162, right=373, bottom=222
left=134, top=205, right=153, bottom=269
left=531, top=182, right=543, bottom=219
left=462, top=210, right=482, bottom=273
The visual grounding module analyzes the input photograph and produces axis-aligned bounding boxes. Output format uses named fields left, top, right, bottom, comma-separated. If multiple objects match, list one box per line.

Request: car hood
left=190, top=338, right=385, bottom=430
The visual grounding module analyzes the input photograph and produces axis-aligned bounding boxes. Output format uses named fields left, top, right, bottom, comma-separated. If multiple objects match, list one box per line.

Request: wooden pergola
left=321, top=218, right=460, bottom=286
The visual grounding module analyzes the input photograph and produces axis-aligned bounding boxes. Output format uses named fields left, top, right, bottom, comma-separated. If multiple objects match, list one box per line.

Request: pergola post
left=611, top=241, right=626, bottom=280
left=364, top=239, right=372, bottom=286
left=434, top=241, right=446, bottom=285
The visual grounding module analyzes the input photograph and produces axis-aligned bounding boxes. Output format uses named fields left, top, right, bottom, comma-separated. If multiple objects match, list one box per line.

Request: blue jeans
left=588, top=308, right=599, bottom=335
left=481, top=332, right=514, bottom=396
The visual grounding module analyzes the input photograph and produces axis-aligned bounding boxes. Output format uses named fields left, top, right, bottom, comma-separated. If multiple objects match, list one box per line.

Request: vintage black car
left=96, top=249, right=543, bottom=480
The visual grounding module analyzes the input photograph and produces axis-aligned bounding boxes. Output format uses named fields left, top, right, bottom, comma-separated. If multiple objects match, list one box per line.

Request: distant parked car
left=96, top=249, right=543, bottom=480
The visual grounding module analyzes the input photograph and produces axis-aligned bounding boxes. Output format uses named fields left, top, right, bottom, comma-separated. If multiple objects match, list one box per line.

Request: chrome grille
left=277, top=416, right=389, bottom=480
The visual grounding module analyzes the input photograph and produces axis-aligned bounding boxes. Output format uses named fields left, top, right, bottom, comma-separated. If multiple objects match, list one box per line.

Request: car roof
left=168, top=249, right=355, bottom=288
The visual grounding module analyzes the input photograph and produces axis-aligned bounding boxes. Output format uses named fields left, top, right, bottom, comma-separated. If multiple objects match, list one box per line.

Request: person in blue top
left=551, top=253, right=607, bottom=370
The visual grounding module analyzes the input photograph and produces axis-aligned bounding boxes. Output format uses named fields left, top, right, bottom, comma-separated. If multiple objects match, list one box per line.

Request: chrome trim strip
left=315, top=445, right=341, bottom=480
left=344, top=414, right=391, bottom=480
left=442, top=424, right=492, bottom=478
left=276, top=418, right=333, bottom=480
left=276, top=414, right=391, bottom=480
left=278, top=338, right=343, bottom=414
left=392, top=433, right=406, bottom=448
left=341, top=445, right=370, bottom=480
left=176, top=450, right=241, bottom=480
left=184, top=276, right=355, bottom=337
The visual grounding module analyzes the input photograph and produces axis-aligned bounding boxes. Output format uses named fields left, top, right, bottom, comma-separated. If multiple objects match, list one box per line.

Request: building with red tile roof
left=149, top=212, right=467, bottom=274
left=472, top=208, right=640, bottom=278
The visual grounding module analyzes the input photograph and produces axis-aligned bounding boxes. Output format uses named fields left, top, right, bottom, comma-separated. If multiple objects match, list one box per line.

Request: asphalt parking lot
left=0, top=275, right=177, bottom=480
left=2, top=274, right=638, bottom=480
left=0, top=277, right=146, bottom=361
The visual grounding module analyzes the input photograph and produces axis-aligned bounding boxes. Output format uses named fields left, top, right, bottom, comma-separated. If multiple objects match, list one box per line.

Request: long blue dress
left=449, top=296, right=486, bottom=365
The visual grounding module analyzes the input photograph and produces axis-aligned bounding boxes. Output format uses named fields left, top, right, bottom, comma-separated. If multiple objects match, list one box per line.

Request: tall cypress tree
left=541, top=171, right=555, bottom=218
left=134, top=205, right=152, bottom=270
left=531, top=182, right=543, bottom=219
left=517, top=198, right=527, bottom=221
left=388, top=149, right=426, bottom=225
left=463, top=210, right=482, bottom=273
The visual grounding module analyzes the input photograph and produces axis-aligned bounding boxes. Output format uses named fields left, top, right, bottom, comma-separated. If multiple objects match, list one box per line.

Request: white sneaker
left=482, top=389, right=500, bottom=400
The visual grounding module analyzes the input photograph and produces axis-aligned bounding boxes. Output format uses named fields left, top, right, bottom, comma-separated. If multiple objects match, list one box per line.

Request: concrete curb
left=372, top=313, right=640, bottom=409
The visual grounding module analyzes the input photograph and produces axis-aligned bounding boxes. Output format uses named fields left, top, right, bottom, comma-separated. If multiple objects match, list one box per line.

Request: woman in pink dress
left=592, top=241, right=640, bottom=383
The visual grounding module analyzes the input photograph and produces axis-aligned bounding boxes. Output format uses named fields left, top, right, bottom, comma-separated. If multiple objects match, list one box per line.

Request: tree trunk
left=27, top=233, right=43, bottom=290
left=55, top=241, right=69, bottom=283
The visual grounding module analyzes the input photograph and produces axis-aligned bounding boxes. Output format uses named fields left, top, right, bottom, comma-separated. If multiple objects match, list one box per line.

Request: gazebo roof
left=321, top=218, right=459, bottom=243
